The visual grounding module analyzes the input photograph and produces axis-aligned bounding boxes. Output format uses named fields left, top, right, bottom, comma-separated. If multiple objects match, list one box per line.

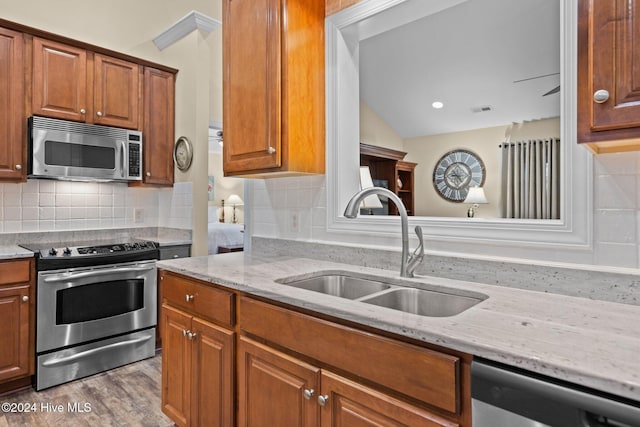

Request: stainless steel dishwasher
left=472, top=359, right=640, bottom=427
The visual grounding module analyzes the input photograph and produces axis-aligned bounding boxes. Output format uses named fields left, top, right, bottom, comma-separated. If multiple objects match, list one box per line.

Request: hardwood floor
left=0, top=354, right=173, bottom=427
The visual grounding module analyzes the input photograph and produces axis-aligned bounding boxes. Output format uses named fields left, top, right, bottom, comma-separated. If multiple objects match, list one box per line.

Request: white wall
left=359, top=101, right=404, bottom=151
left=208, top=152, right=245, bottom=224
left=403, top=118, right=560, bottom=217
left=249, top=149, right=640, bottom=269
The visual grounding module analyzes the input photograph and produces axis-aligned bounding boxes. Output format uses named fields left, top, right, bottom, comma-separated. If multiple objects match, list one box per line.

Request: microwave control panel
left=128, top=137, right=142, bottom=179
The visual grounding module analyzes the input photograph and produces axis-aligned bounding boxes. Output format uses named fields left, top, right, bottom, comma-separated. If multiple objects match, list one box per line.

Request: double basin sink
left=276, top=272, right=488, bottom=317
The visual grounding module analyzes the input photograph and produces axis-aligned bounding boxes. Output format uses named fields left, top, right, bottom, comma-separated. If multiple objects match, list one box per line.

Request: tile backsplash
left=0, top=180, right=192, bottom=233
left=250, top=151, right=640, bottom=270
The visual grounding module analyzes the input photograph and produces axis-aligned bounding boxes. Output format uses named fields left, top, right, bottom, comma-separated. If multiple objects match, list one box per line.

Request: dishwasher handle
left=472, top=360, right=640, bottom=427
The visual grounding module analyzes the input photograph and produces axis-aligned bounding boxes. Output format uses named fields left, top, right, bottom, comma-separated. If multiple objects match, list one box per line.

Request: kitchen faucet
left=344, top=187, right=424, bottom=278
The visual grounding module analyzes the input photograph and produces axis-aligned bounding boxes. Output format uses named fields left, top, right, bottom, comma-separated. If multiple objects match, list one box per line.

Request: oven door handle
left=43, top=265, right=155, bottom=283
left=41, top=333, right=154, bottom=367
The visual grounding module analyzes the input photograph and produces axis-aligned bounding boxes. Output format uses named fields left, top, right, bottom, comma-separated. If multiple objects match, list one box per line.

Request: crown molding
left=153, top=10, right=221, bottom=51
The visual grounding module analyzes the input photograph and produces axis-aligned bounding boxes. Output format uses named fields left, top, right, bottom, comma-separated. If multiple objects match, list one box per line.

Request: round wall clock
left=173, top=136, right=193, bottom=171
left=432, top=149, right=485, bottom=202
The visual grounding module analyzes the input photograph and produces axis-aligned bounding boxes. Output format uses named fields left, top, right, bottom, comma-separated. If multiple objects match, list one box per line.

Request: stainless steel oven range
left=20, top=240, right=158, bottom=390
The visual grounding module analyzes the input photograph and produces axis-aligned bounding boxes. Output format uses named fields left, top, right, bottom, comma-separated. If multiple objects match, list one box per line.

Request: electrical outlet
left=134, top=208, right=144, bottom=224
left=290, top=211, right=300, bottom=233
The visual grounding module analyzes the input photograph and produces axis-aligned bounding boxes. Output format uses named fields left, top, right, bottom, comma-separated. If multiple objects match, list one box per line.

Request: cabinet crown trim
left=153, top=10, right=221, bottom=51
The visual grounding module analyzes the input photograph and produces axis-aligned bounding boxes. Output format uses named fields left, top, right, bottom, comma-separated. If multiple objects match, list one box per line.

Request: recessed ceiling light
left=432, top=101, right=444, bottom=109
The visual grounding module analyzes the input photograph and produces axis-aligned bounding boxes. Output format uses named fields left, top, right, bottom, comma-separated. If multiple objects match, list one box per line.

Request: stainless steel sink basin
left=277, top=274, right=392, bottom=299
left=276, top=271, right=487, bottom=316
left=359, top=287, right=484, bottom=317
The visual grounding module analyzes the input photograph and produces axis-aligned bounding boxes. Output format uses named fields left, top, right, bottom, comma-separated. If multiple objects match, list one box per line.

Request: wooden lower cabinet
left=238, top=336, right=456, bottom=427
left=238, top=337, right=320, bottom=427
left=320, top=371, right=457, bottom=427
left=161, top=304, right=234, bottom=427
left=0, top=258, right=34, bottom=385
left=159, top=272, right=470, bottom=427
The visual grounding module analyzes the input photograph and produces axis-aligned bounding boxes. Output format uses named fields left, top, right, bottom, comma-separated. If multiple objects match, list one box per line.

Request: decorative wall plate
left=173, top=136, right=193, bottom=171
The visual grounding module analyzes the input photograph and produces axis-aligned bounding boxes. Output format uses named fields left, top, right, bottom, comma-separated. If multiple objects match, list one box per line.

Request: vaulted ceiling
left=359, top=0, right=561, bottom=138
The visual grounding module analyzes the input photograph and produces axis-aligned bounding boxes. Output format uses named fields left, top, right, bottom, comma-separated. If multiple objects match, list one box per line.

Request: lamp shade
left=227, top=194, right=243, bottom=206
left=359, top=166, right=383, bottom=209
left=463, top=186, right=488, bottom=204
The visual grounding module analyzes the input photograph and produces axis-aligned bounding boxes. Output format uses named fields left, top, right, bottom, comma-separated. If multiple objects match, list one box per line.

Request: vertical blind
left=499, top=138, right=560, bottom=219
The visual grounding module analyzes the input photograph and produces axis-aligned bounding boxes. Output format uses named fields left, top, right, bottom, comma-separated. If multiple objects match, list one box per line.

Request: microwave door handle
left=43, top=265, right=155, bottom=283
left=120, top=141, right=126, bottom=178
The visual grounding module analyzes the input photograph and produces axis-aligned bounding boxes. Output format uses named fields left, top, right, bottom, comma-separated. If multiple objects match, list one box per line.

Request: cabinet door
left=32, top=38, right=88, bottom=122
left=191, top=318, right=234, bottom=427
left=0, top=27, right=25, bottom=181
left=238, top=337, right=320, bottom=427
left=0, top=285, right=31, bottom=382
left=94, top=54, right=140, bottom=129
left=161, top=304, right=192, bottom=427
left=223, top=0, right=282, bottom=174
left=141, top=67, right=174, bottom=186
left=320, top=371, right=458, bottom=427
left=578, top=0, right=640, bottom=146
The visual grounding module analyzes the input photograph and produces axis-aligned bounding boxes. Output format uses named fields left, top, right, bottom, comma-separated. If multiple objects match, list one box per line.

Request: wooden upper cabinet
left=32, top=37, right=140, bottom=129
left=94, top=54, right=140, bottom=129
left=32, top=38, right=88, bottom=122
left=0, top=27, right=25, bottom=181
left=223, top=0, right=325, bottom=177
left=578, top=0, right=640, bottom=152
left=138, top=67, right=175, bottom=186
left=325, top=0, right=363, bottom=16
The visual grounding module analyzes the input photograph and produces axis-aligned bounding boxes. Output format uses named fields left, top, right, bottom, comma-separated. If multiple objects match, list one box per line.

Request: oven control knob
left=48, top=248, right=58, bottom=256
left=63, top=247, right=72, bottom=256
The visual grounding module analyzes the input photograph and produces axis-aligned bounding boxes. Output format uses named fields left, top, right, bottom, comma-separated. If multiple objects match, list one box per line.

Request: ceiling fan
left=513, top=72, right=560, bottom=96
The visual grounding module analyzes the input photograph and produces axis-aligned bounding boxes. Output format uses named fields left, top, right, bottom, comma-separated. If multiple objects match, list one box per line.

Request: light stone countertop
left=157, top=253, right=640, bottom=403
left=0, top=245, right=34, bottom=260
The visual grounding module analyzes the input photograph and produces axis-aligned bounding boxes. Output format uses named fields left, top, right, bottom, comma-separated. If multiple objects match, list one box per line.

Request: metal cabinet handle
left=593, top=89, right=610, bottom=104
left=187, top=331, right=197, bottom=340
left=303, top=389, right=315, bottom=400
left=97, top=111, right=103, bottom=117
left=182, top=329, right=188, bottom=337
left=146, top=172, right=151, bottom=177
left=22, top=295, right=29, bottom=302
left=267, top=147, right=276, bottom=154
left=185, top=294, right=194, bottom=302
left=173, top=254, right=179, bottom=258
left=15, top=164, right=22, bottom=170
left=317, top=395, right=329, bottom=406
left=80, top=108, right=86, bottom=114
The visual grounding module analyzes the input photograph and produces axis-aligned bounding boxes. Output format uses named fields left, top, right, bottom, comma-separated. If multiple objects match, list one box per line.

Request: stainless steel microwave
left=28, top=116, right=142, bottom=182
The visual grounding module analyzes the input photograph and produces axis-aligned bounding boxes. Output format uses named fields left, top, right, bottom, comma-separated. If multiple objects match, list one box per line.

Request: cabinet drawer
left=240, top=297, right=460, bottom=413
left=161, top=272, right=234, bottom=327
left=0, top=259, right=32, bottom=285
left=159, top=245, right=191, bottom=260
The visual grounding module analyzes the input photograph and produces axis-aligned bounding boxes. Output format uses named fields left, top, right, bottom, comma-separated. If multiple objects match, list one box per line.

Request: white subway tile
left=22, top=207, right=38, bottom=220
left=22, top=193, right=38, bottom=207
left=595, top=175, right=636, bottom=209
left=55, top=194, right=72, bottom=207
left=3, top=192, right=21, bottom=206
left=39, top=193, right=55, bottom=207
left=4, top=206, right=21, bottom=220
left=595, top=209, right=636, bottom=244
left=38, top=180, right=56, bottom=193
left=39, top=207, right=55, bottom=220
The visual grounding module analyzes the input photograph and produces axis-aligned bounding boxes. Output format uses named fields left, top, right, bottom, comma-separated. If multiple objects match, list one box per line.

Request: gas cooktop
left=19, top=239, right=159, bottom=270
